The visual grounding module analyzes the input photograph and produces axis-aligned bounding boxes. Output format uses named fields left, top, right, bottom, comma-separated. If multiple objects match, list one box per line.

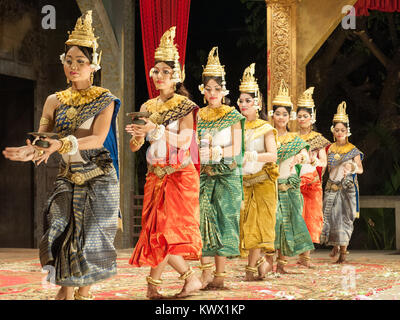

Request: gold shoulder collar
left=198, top=104, right=234, bottom=122
left=297, top=130, right=320, bottom=142
left=144, top=94, right=187, bottom=114
left=278, top=132, right=297, bottom=145
left=245, top=119, right=268, bottom=130
left=328, top=142, right=355, bottom=155
left=56, top=86, right=109, bottom=106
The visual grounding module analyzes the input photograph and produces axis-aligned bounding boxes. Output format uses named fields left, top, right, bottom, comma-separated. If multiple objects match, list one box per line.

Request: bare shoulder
left=140, top=103, right=147, bottom=112
left=44, top=94, right=61, bottom=111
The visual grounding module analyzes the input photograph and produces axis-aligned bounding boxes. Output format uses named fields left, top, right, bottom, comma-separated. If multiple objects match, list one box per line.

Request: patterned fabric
left=327, top=145, right=364, bottom=169
left=297, top=131, right=330, bottom=152
left=144, top=95, right=198, bottom=127
left=54, top=91, right=121, bottom=177
left=274, top=174, right=314, bottom=256
left=130, top=97, right=202, bottom=268
left=198, top=109, right=245, bottom=257
left=277, top=135, right=309, bottom=165
left=321, top=146, right=364, bottom=246
left=198, top=107, right=245, bottom=131
left=39, top=149, right=119, bottom=286
left=200, top=161, right=243, bottom=257
left=240, top=163, right=279, bottom=256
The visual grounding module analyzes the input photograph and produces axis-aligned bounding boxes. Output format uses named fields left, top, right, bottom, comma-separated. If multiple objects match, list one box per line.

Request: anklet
left=245, top=266, right=258, bottom=274
left=277, top=259, right=288, bottom=265
left=198, top=263, right=214, bottom=270
left=255, top=256, right=266, bottom=268
left=146, top=276, right=163, bottom=286
left=213, top=271, right=228, bottom=278
left=179, top=267, right=195, bottom=281
left=74, top=288, right=94, bottom=300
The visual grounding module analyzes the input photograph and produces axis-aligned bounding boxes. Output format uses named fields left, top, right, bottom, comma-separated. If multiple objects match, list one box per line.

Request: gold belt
left=243, top=173, right=271, bottom=187
left=326, top=181, right=342, bottom=192
left=59, top=165, right=105, bottom=185
left=148, top=159, right=191, bottom=179
left=200, top=161, right=237, bottom=176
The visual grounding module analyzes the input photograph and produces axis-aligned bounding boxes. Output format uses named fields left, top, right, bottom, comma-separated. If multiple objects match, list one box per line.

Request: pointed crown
left=202, top=47, right=226, bottom=78
left=239, top=63, right=259, bottom=95
left=272, top=79, right=293, bottom=108
left=66, top=10, right=98, bottom=51
left=154, top=26, right=179, bottom=62
left=333, top=101, right=349, bottom=123
left=297, top=87, right=315, bottom=109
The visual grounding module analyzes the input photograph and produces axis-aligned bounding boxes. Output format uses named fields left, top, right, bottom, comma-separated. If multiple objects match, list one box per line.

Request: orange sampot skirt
left=300, top=170, right=324, bottom=244
left=129, top=163, right=202, bottom=268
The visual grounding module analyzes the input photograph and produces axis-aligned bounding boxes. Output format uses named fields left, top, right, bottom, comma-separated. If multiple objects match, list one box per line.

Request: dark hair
left=65, top=45, right=102, bottom=86
left=202, top=76, right=231, bottom=105
left=332, top=121, right=349, bottom=128
left=240, top=92, right=267, bottom=120
left=272, top=105, right=291, bottom=131
left=154, top=60, right=191, bottom=98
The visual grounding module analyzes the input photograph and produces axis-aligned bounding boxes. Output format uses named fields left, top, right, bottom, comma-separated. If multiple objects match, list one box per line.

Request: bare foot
left=245, top=270, right=258, bottom=281
left=335, top=253, right=347, bottom=264
left=175, top=274, right=202, bottom=298
left=55, top=287, right=74, bottom=300
left=259, top=257, right=274, bottom=278
left=202, top=276, right=226, bottom=290
left=276, top=263, right=302, bottom=274
left=297, top=257, right=316, bottom=269
left=200, top=270, right=213, bottom=289
left=146, top=284, right=164, bottom=299
left=329, top=246, right=339, bottom=258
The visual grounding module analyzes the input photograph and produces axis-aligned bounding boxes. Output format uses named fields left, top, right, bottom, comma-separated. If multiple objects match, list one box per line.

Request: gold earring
left=203, top=96, right=207, bottom=105
left=90, top=73, right=94, bottom=85
left=222, top=96, right=225, bottom=104
left=67, top=77, right=70, bottom=84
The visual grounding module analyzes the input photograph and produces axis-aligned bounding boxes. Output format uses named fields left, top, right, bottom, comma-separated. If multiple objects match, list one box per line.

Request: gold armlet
left=178, top=267, right=195, bottom=281
left=146, top=276, right=163, bottom=286
left=39, top=117, right=52, bottom=127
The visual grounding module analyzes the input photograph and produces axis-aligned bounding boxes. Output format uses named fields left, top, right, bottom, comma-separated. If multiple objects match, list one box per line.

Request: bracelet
left=245, top=150, right=258, bottom=163
left=58, top=135, right=78, bottom=155
left=211, top=145, right=223, bottom=162
left=149, top=124, right=165, bottom=141
left=130, top=137, right=144, bottom=147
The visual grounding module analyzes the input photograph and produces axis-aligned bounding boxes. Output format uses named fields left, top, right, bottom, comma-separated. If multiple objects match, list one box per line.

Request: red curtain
left=140, top=0, right=191, bottom=98
left=354, top=0, right=400, bottom=16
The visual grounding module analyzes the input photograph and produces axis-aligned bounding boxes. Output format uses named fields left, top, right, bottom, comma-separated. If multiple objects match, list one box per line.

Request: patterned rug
left=0, top=250, right=399, bottom=300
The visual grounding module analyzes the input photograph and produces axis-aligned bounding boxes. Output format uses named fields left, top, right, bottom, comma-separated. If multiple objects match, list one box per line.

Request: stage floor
left=0, top=248, right=399, bottom=300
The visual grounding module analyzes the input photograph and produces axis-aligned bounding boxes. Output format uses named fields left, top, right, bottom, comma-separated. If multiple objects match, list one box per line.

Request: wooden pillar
left=266, top=0, right=301, bottom=130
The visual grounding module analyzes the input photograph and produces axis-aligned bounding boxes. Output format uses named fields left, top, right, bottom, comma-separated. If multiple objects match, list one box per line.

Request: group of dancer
left=2, top=12, right=364, bottom=300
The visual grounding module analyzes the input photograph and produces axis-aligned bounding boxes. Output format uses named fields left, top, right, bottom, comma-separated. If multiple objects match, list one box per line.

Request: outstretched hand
left=2, top=139, right=36, bottom=162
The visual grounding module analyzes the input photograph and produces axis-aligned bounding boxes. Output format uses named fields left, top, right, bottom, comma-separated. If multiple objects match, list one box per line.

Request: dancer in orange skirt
left=296, top=87, right=330, bottom=268
left=125, top=27, right=202, bottom=299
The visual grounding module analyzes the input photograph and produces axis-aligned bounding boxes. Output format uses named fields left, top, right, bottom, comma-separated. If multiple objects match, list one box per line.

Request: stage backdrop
left=140, top=0, right=191, bottom=98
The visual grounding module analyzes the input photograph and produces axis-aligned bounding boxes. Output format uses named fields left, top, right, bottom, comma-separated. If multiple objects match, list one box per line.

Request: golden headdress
left=238, top=63, right=261, bottom=110
left=62, top=10, right=101, bottom=71
left=331, top=101, right=351, bottom=138
left=298, top=87, right=316, bottom=123
left=152, top=26, right=183, bottom=83
left=333, top=101, right=349, bottom=124
left=239, top=63, right=259, bottom=94
left=199, top=47, right=228, bottom=96
left=272, top=79, right=293, bottom=108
